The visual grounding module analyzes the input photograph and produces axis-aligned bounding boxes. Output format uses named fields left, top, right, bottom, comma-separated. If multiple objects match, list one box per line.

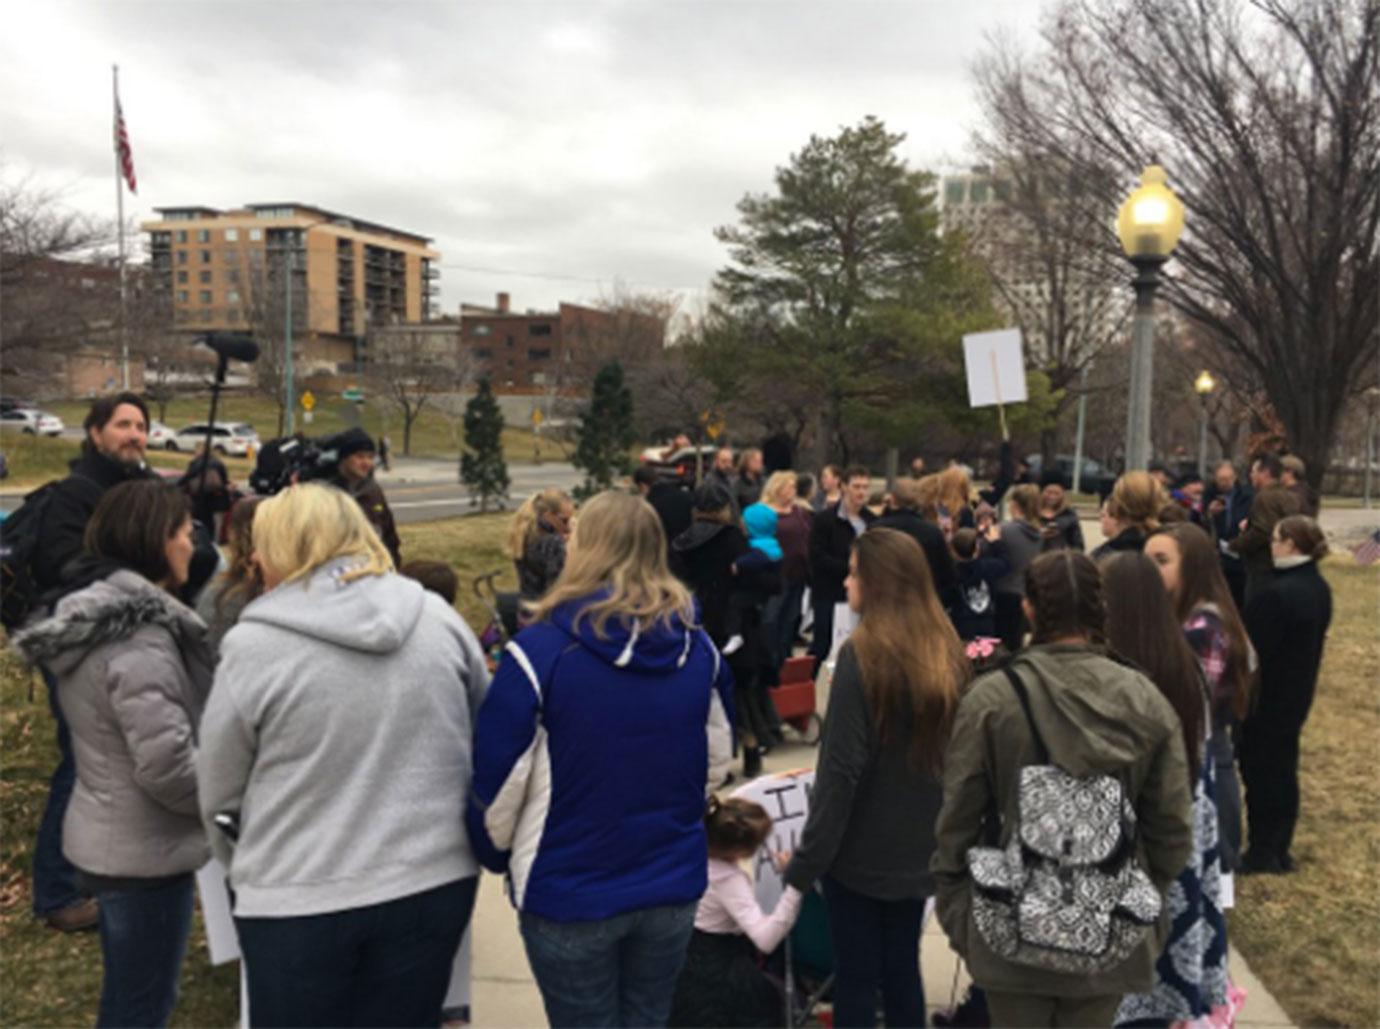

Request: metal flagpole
left=113, top=64, right=129, bottom=390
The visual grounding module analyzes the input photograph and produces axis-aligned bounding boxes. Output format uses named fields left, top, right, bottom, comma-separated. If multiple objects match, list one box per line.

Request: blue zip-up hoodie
left=465, top=593, right=735, bottom=922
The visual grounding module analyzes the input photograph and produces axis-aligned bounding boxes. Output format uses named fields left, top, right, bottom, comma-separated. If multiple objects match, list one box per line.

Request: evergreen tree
left=573, top=361, right=635, bottom=498
left=460, top=376, right=510, bottom=512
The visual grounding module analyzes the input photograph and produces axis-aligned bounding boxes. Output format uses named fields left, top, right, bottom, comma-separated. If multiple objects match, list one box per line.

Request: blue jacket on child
left=465, top=593, right=735, bottom=922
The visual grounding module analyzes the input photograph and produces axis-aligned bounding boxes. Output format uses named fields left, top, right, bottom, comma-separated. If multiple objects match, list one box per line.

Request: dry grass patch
left=1228, top=557, right=1380, bottom=1028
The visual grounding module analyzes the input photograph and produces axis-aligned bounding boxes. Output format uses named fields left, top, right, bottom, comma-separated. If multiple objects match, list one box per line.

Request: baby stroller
left=472, top=570, right=521, bottom=670
left=781, top=889, right=835, bottom=1026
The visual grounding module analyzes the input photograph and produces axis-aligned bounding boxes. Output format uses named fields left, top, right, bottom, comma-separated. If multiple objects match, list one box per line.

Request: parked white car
left=0, top=408, right=65, bottom=436
left=170, top=421, right=260, bottom=457
left=147, top=421, right=178, bottom=449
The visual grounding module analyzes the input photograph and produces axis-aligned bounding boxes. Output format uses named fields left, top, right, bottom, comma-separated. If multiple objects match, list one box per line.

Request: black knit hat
left=333, top=427, right=376, bottom=461
left=692, top=481, right=733, bottom=513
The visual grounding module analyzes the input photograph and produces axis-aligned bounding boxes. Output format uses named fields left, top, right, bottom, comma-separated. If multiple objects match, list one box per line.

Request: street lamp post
left=1117, top=166, right=1186, bottom=472
left=1194, top=370, right=1216, bottom=479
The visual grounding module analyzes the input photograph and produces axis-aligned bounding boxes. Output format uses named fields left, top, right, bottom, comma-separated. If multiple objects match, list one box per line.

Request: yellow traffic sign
left=301, top=390, right=316, bottom=411
left=531, top=407, right=544, bottom=427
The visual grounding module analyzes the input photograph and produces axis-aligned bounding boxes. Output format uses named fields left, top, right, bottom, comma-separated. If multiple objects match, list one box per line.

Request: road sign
left=531, top=407, right=544, bottom=427
left=342, top=387, right=364, bottom=403
left=300, top=390, right=315, bottom=411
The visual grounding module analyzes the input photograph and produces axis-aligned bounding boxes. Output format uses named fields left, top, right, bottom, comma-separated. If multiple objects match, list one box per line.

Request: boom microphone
left=197, top=332, right=260, bottom=364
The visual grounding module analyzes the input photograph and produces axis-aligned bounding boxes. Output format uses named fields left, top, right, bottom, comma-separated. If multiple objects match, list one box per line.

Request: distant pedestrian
left=634, top=466, right=693, bottom=552
left=468, top=491, right=733, bottom=1029
left=812, top=464, right=842, bottom=512
left=992, top=484, right=1043, bottom=652
left=759, top=471, right=812, bottom=669
left=1037, top=475, right=1084, bottom=551
left=1229, top=453, right=1301, bottom=605
left=936, top=466, right=976, bottom=532
left=872, top=477, right=959, bottom=612
left=807, top=466, right=874, bottom=671
left=326, top=427, right=402, bottom=567
left=1091, top=471, right=1163, bottom=561
left=909, top=454, right=926, bottom=479
left=786, top=528, right=968, bottom=1029
left=378, top=434, right=392, bottom=472
left=508, top=488, right=574, bottom=600
left=1239, top=515, right=1332, bottom=875
left=1279, top=455, right=1319, bottom=517
left=734, top=448, right=766, bottom=510
left=949, top=525, right=1010, bottom=642
left=1204, top=460, right=1252, bottom=610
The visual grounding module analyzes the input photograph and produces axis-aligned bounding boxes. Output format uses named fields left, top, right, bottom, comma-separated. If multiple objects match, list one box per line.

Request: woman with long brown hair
left=785, top=528, right=968, bottom=1028
left=195, top=496, right=263, bottom=657
left=1145, top=522, right=1253, bottom=870
left=1101, top=551, right=1233, bottom=1028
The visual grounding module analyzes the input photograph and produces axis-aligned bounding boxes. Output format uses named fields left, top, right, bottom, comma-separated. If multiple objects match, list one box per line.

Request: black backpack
left=1, top=476, right=100, bottom=631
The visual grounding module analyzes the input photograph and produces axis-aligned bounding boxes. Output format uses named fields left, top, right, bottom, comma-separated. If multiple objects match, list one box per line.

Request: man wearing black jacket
left=633, top=465, right=692, bottom=550
left=29, top=393, right=158, bottom=932
left=1204, top=460, right=1252, bottom=611
left=808, top=466, right=874, bottom=670
left=873, top=478, right=959, bottom=613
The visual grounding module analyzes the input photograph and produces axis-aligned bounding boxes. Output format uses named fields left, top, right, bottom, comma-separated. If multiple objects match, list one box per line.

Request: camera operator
left=326, top=428, right=402, bottom=566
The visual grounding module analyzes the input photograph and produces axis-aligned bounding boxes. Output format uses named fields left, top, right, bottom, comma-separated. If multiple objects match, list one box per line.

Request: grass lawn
left=40, top=395, right=568, bottom=466
left=0, top=524, right=1374, bottom=1026
left=1227, top=557, right=1380, bottom=1028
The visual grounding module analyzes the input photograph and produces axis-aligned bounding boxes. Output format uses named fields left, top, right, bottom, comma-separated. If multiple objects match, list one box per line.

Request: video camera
left=249, top=433, right=344, bottom=495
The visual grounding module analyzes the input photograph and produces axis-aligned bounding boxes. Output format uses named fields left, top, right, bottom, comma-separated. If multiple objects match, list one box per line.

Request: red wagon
left=772, top=655, right=823, bottom=744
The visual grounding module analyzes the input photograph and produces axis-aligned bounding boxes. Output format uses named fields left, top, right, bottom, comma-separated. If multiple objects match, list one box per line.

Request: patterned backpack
left=965, top=666, right=1162, bottom=974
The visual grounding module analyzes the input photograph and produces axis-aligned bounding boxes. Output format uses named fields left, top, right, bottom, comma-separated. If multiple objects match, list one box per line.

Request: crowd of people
left=4, top=393, right=1337, bottom=1028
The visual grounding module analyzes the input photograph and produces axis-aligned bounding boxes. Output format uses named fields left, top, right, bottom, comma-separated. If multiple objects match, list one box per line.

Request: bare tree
left=238, top=252, right=298, bottom=435
left=975, top=0, right=1380, bottom=486
left=366, top=323, right=474, bottom=455
left=560, top=285, right=676, bottom=395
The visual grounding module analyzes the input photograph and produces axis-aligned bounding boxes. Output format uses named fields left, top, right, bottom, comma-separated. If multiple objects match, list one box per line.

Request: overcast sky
left=2, top=1, right=1043, bottom=314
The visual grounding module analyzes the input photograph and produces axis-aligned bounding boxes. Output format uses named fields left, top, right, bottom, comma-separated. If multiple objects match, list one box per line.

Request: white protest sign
left=962, top=329, right=1028, bottom=408
left=732, top=769, right=815, bottom=911
left=196, top=859, right=240, bottom=965
left=830, top=603, right=858, bottom=662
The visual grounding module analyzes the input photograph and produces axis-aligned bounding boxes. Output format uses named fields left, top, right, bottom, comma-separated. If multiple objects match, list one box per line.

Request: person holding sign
left=784, top=528, right=969, bottom=1028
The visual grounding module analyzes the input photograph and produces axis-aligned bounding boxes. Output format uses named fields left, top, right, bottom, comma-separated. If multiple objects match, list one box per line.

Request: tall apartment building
left=141, top=203, right=440, bottom=373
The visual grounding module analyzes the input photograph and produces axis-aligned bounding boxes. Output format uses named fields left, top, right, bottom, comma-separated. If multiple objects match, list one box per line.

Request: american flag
left=1354, top=529, right=1380, bottom=567
left=114, top=93, right=136, bottom=194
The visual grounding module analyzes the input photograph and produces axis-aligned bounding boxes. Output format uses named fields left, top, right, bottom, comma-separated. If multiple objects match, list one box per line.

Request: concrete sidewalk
left=466, top=734, right=1295, bottom=1027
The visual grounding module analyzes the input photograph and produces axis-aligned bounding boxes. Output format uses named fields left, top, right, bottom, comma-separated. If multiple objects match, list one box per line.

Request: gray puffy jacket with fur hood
left=15, top=569, right=213, bottom=878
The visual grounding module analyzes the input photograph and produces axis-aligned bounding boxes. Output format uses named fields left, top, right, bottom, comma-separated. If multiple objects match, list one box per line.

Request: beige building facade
left=141, top=203, right=440, bottom=374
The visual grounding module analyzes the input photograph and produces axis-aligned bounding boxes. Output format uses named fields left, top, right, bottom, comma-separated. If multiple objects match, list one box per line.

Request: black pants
left=821, top=877, right=925, bottom=1029
left=728, top=653, right=777, bottom=748
left=1239, top=719, right=1304, bottom=862
left=235, top=877, right=477, bottom=1028
left=809, top=593, right=839, bottom=672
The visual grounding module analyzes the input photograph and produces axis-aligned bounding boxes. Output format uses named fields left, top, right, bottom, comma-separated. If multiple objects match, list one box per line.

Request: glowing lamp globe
left=1117, top=165, right=1186, bottom=259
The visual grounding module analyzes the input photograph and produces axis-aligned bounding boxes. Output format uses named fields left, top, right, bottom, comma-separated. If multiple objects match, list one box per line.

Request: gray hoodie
left=197, top=558, right=489, bottom=917
left=14, top=569, right=213, bottom=879
left=994, top=519, right=1045, bottom=596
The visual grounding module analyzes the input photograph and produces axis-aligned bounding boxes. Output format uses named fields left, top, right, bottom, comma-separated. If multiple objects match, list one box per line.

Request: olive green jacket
left=931, top=644, right=1194, bottom=997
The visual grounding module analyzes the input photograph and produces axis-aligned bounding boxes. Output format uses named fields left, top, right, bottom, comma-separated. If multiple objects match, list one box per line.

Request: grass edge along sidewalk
left=1, top=520, right=1376, bottom=1026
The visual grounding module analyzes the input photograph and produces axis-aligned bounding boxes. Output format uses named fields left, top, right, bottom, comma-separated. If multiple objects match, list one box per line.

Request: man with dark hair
left=27, top=392, right=157, bottom=932
left=633, top=464, right=692, bottom=549
left=327, top=428, right=402, bottom=567
left=1231, top=453, right=1302, bottom=605
left=808, top=465, right=874, bottom=671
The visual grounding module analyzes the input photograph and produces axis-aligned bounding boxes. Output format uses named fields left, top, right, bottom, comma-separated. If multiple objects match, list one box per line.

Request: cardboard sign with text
left=962, top=329, right=1028, bottom=408
left=732, top=769, right=816, bottom=911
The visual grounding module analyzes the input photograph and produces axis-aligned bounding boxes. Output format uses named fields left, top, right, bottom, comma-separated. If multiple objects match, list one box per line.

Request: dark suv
left=1025, top=454, right=1118, bottom=498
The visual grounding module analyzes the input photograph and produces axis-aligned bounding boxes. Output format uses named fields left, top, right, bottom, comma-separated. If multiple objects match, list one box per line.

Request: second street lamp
left=1117, top=165, right=1186, bottom=472
left=1194, top=369, right=1216, bottom=479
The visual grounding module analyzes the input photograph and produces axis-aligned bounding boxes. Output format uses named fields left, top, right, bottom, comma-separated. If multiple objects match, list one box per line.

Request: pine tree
left=573, top=361, right=635, bottom=499
left=460, top=376, right=510, bottom=512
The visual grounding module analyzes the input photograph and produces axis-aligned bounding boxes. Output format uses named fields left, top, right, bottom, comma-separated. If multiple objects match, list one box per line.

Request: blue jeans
left=520, top=902, right=696, bottom=1028
left=89, top=872, right=195, bottom=1028
left=235, top=877, right=476, bottom=1028
left=821, top=876, right=926, bottom=1029
left=763, top=580, right=806, bottom=670
left=33, top=667, right=83, bottom=916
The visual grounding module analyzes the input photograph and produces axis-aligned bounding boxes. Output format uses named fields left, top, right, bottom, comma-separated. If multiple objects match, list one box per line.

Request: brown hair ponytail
left=704, top=797, right=773, bottom=859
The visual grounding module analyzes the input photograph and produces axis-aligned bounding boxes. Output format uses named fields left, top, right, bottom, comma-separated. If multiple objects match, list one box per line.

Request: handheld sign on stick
left=963, top=329, right=1028, bottom=442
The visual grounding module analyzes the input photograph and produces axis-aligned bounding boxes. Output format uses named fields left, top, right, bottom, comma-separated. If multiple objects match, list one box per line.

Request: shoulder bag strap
left=1002, top=665, right=1051, bottom=766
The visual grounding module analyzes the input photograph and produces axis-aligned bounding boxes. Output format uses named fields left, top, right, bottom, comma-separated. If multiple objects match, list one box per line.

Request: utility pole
left=283, top=247, right=295, bottom=436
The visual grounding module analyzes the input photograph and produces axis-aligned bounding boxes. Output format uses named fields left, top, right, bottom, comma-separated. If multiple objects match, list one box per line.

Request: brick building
left=141, top=203, right=440, bottom=375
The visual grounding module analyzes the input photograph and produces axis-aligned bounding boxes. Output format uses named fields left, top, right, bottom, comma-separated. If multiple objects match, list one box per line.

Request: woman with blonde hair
left=1092, top=470, right=1163, bottom=560
left=468, top=491, right=734, bottom=1029
left=507, top=487, right=574, bottom=599
left=195, top=496, right=263, bottom=657
left=785, top=528, right=969, bottom=1027
left=197, top=483, right=490, bottom=1028
left=761, top=470, right=812, bottom=668
left=936, top=465, right=976, bottom=532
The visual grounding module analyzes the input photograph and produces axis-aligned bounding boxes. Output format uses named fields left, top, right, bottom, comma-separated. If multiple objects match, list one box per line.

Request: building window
left=248, top=228, right=263, bottom=241
left=199, top=271, right=212, bottom=284
left=176, top=290, right=189, bottom=303
left=944, top=181, right=966, bottom=206
left=969, top=180, right=990, bottom=204
left=224, top=228, right=239, bottom=242
left=224, top=249, right=238, bottom=263
left=528, top=347, right=552, bottom=360
left=196, top=229, right=210, bottom=243
left=177, top=271, right=188, bottom=284
left=506, top=336, right=514, bottom=346
left=199, top=290, right=213, bottom=304
left=227, top=268, right=240, bottom=284
left=200, top=250, right=211, bottom=264
left=529, top=323, right=553, bottom=337
left=226, top=289, right=240, bottom=304
left=176, top=251, right=188, bottom=265
left=176, top=230, right=188, bottom=243
left=532, top=372, right=547, bottom=386
left=474, top=348, right=492, bottom=359
left=472, top=323, right=491, bottom=337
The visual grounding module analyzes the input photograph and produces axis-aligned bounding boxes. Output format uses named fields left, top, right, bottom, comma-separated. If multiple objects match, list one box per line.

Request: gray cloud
left=2, top=0, right=1042, bottom=312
